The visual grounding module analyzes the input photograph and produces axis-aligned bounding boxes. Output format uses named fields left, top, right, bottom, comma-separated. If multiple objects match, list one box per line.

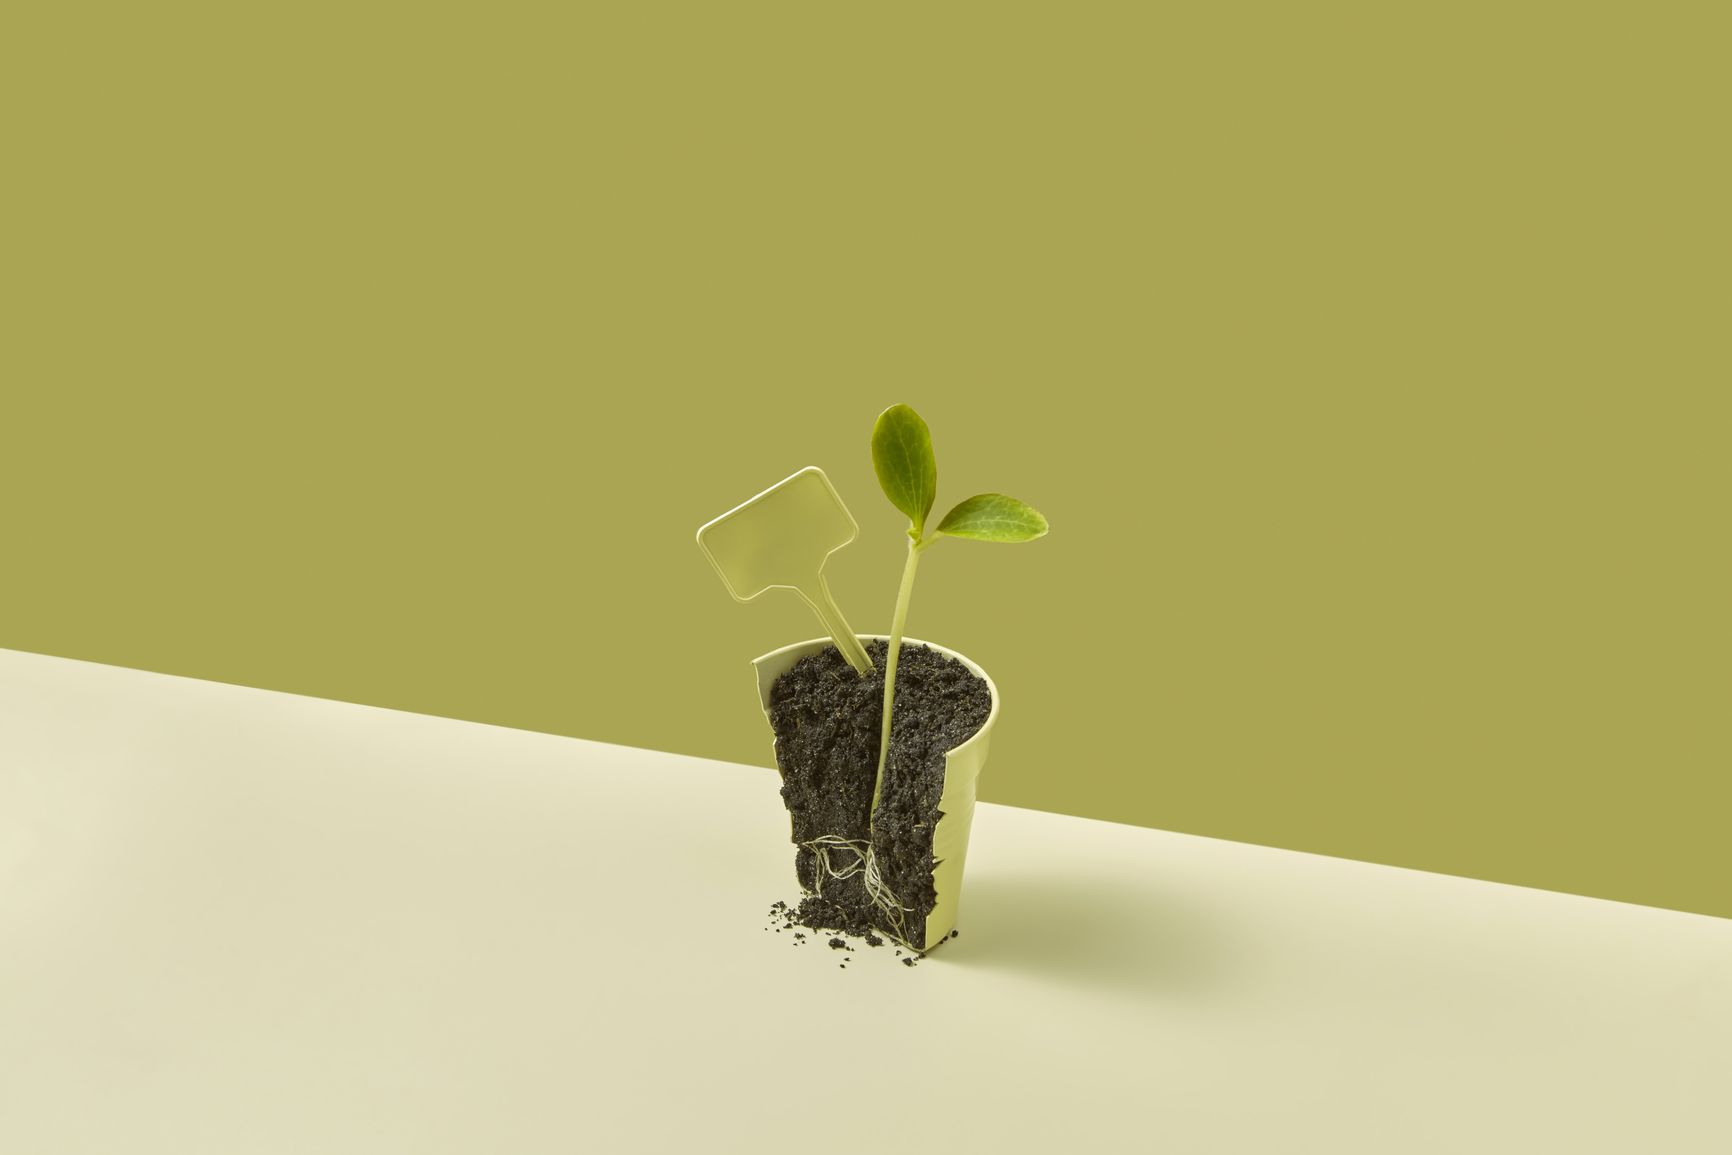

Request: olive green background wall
left=3, top=5, right=1726, bottom=919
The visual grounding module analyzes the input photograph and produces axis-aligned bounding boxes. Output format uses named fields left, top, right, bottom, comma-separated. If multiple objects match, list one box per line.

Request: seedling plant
left=797, top=404, right=1046, bottom=944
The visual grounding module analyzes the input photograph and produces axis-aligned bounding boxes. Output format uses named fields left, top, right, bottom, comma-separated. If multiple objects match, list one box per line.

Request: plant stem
left=870, top=533, right=928, bottom=822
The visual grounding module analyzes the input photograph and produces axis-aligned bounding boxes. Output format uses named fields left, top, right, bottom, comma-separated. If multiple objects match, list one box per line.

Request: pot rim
left=753, top=633, right=1000, bottom=762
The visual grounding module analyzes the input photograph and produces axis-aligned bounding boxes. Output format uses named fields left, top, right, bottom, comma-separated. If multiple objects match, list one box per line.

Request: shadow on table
left=938, top=871, right=1239, bottom=1001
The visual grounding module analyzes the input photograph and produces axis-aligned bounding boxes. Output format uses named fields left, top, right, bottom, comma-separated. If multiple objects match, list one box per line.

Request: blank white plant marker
left=695, top=467, right=874, bottom=676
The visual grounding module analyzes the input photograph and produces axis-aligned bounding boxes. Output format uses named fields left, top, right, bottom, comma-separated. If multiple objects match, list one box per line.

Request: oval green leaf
left=871, top=404, right=937, bottom=532
left=935, top=493, right=1049, bottom=542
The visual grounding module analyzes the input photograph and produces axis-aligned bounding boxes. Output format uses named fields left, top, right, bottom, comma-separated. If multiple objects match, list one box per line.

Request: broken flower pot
left=754, top=633, right=998, bottom=952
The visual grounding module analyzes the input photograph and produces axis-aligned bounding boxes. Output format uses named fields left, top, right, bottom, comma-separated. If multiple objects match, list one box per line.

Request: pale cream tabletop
left=2, top=649, right=1727, bottom=1153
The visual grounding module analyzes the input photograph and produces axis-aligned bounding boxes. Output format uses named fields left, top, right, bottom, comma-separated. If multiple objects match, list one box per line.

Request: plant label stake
left=695, top=466, right=874, bottom=676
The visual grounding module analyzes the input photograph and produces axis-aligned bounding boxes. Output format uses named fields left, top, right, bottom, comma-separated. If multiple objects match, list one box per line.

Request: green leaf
left=935, top=493, right=1049, bottom=542
left=871, top=404, right=937, bottom=532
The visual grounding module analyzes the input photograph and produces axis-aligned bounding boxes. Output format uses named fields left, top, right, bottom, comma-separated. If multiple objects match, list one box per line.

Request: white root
left=799, top=833, right=922, bottom=953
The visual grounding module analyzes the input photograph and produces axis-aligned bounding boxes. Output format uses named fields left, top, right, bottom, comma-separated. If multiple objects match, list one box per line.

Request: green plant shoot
left=867, top=403, right=1048, bottom=819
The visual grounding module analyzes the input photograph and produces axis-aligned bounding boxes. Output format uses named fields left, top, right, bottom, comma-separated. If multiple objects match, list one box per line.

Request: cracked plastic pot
left=754, top=634, right=998, bottom=949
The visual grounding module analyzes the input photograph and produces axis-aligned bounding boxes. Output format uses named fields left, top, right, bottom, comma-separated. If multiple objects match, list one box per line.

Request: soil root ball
left=767, top=639, right=990, bottom=952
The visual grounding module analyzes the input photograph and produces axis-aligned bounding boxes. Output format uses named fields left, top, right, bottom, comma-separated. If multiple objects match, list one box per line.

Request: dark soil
left=767, top=638, right=992, bottom=952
